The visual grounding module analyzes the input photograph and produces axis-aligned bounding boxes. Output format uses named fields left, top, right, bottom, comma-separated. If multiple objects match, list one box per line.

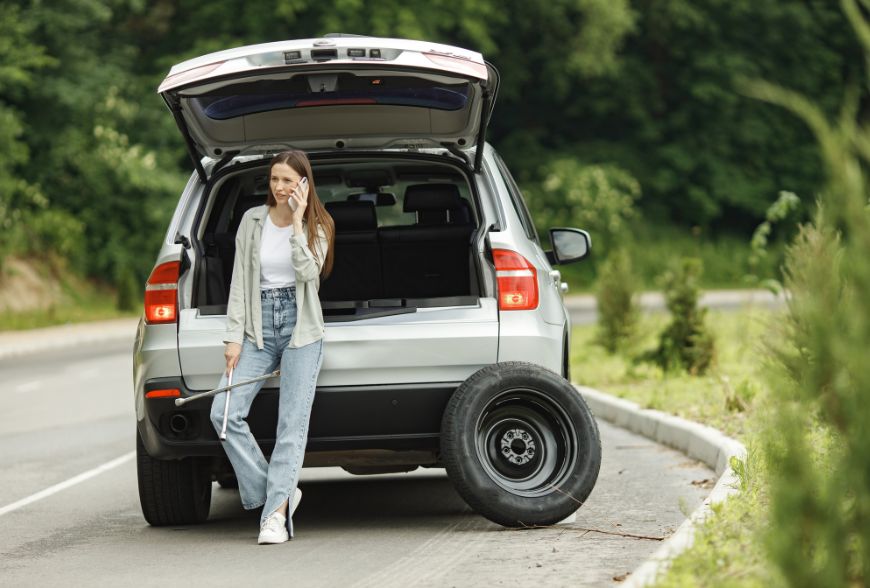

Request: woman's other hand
left=224, top=342, right=242, bottom=375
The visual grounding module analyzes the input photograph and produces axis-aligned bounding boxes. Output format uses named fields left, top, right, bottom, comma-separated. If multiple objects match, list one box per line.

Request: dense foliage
left=750, top=1, right=870, bottom=581
left=0, top=0, right=862, bottom=298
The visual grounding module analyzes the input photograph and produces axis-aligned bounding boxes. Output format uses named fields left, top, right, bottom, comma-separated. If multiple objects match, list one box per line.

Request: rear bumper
left=137, top=377, right=459, bottom=460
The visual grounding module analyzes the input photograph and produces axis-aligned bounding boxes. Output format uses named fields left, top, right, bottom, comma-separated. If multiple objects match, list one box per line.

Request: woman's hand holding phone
left=290, top=176, right=309, bottom=222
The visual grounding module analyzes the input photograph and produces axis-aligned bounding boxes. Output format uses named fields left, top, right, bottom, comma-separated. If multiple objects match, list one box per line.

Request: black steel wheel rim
left=474, top=387, right=578, bottom=497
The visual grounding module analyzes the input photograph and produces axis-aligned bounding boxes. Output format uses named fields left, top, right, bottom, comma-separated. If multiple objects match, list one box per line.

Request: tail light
left=145, top=388, right=181, bottom=399
left=144, top=261, right=180, bottom=324
left=493, top=249, right=539, bottom=311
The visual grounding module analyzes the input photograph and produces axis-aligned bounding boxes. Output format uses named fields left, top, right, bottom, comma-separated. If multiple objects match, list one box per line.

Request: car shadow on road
left=198, top=471, right=479, bottom=535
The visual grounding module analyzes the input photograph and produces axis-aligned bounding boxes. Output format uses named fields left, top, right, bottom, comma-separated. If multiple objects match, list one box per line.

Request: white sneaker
left=258, top=512, right=289, bottom=545
left=291, top=488, right=302, bottom=516
left=257, top=490, right=302, bottom=545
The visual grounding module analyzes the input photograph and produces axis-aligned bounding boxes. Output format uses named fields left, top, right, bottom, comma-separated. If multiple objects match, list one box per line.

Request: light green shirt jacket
left=224, top=204, right=329, bottom=349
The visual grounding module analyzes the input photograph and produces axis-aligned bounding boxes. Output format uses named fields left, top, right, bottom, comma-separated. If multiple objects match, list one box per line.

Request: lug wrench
left=173, top=369, right=282, bottom=440
left=219, top=368, right=233, bottom=441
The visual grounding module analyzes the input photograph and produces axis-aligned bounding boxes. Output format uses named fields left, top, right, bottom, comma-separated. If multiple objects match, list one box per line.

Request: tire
left=441, top=361, right=601, bottom=527
left=136, top=431, right=212, bottom=526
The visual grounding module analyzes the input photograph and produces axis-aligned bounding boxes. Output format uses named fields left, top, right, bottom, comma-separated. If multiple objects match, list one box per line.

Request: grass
left=569, top=306, right=786, bottom=587
left=570, top=307, right=776, bottom=439
left=0, top=258, right=138, bottom=331
left=0, top=302, right=137, bottom=331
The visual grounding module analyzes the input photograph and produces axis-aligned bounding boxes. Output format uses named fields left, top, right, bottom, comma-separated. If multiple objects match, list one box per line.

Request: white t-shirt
left=259, top=213, right=296, bottom=289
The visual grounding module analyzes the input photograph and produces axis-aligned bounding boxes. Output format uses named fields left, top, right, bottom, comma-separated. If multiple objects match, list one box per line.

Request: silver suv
left=134, top=35, right=601, bottom=529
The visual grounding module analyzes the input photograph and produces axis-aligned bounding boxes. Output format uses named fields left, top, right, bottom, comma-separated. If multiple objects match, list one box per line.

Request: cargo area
left=192, top=155, right=485, bottom=321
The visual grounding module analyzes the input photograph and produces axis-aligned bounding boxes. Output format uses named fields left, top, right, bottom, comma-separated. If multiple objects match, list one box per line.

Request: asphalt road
left=0, top=340, right=714, bottom=587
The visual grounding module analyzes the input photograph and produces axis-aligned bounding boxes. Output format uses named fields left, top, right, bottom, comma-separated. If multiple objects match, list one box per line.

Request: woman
left=210, top=150, right=335, bottom=544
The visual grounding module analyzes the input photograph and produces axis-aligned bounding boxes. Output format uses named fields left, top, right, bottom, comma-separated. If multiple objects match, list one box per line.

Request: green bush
left=525, top=159, right=641, bottom=254
left=595, top=247, right=639, bottom=353
left=744, top=1, right=870, bottom=584
left=651, top=258, right=715, bottom=375
left=746, top=190, right=801, bottom=293
left=0, top=179, right=85, bottom=273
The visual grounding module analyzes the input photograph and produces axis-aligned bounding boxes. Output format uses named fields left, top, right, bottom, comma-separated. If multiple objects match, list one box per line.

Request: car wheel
left=441, top=361, right=601, bottom=527
left=136, top=431, right=212, bottom=526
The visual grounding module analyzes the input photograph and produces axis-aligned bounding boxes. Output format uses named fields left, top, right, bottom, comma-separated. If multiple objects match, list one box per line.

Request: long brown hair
left=266, top=150, right=335, bottom=279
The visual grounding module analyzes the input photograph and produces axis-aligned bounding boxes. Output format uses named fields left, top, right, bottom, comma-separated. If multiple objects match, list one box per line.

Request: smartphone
left=289, top=177, right=308, bottom=211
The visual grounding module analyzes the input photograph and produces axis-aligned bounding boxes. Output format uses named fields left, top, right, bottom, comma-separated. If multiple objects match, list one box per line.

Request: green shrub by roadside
left=595, top=248, right=640, bottom=354
left=738, top=1, right=870, bottom=584
left=745, top=191, right=801, bottom=293
left=650, top=258, right=715, bottom=375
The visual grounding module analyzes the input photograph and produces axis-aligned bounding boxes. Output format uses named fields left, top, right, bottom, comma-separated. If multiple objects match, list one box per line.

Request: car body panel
left=176, top=300, right=500, bottom=391
left=133, top=320, right=182, bottom=423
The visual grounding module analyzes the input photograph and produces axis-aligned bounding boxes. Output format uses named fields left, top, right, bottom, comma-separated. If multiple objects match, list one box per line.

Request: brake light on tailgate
left=493, top=249, right=539, bottom=311
left=144, top=261, right=180, bottom=324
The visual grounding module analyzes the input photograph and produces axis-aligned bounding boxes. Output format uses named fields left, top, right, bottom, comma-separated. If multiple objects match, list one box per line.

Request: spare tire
left=441, top=361, right=601, bottom=527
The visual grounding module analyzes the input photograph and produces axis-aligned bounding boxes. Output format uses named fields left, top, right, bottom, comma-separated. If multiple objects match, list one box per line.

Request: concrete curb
left=0, top=317, right=140, bottom=362
left=575, top=386, right=747, bottom=588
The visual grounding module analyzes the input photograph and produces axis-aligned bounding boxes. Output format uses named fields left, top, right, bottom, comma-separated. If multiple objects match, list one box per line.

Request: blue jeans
left=210, top=286, right=324, bottom=538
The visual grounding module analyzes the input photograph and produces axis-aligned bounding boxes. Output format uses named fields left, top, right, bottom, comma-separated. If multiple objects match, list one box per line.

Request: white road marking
left=0, top=451, right=135, bottom=517
left=15, top=381, right=42, bottom=394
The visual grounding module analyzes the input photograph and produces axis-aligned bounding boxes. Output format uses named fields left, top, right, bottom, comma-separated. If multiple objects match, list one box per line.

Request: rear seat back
left=379, top=184, right=473, bottom=299
left=320, top=200, right=382, bottom=301
left=200, top=193, right=265, bottom=305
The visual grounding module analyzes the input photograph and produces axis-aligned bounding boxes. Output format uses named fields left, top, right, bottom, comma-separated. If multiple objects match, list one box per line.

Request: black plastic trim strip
left=164, top=97, right=207, bottom=182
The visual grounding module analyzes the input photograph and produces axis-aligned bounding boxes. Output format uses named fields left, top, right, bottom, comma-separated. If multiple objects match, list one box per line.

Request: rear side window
left=492, top=152, right=540, bottom=244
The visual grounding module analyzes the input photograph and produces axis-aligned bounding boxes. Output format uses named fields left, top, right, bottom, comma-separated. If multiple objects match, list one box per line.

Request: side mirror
left=547, top=228, right=591, bottom=265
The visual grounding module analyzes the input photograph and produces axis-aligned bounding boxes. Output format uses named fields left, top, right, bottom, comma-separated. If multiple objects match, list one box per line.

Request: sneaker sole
left=258, top=536, right=289, bottom=545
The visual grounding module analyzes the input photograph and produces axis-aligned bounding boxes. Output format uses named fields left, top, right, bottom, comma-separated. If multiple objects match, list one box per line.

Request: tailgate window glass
left=191, top=75, right=471, bottom=120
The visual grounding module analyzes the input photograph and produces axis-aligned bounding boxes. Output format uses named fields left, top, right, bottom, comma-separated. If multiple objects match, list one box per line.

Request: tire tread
left=136, top=432, right=211, bottom=526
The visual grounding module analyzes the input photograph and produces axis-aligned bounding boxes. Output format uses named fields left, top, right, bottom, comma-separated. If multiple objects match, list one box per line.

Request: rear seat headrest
left=403, top=184, right=461, bottom=212
left=324, top=200, right=378, bottom=231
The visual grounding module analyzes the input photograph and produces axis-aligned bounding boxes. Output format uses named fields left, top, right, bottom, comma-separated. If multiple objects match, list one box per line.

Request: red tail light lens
left=144, top=261, right=180, bottom=324
left=145, top=388, right=181, bottom=399
left=493, top=249, right=539, bottom=310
